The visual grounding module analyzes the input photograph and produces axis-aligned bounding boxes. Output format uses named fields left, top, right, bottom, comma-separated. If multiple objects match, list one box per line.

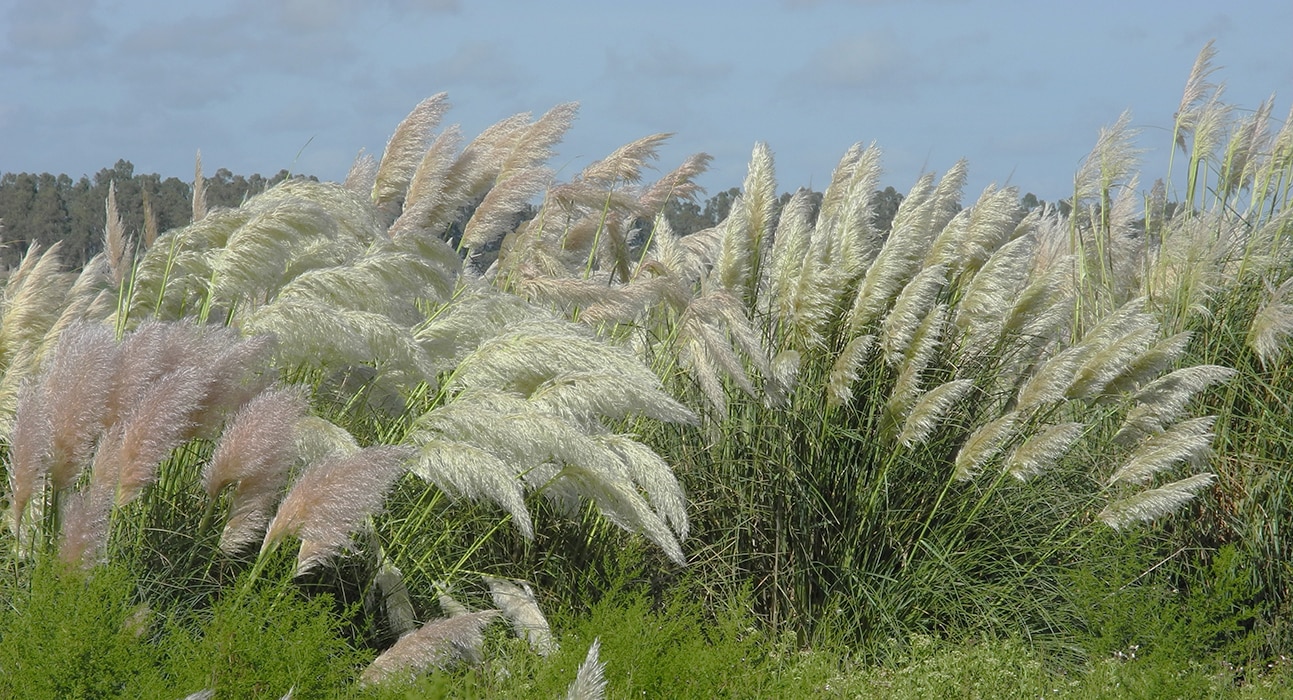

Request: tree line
left=0, top=160, right=296, bottom=269
left=3, top=157, right=1039, bottom=271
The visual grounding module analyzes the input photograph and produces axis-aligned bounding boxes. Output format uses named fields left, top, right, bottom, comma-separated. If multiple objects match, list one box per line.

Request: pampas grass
left=1099, top=472, right=1217, bottom=529
left=262, top=444, right=413, bottom=573
left=204, top=388, right=307, bottom=553
left=485, top=575, right=557, bottom=656
left=359, top=609, right=499, bottom=686
left=565, top=638, right=607, bottom=700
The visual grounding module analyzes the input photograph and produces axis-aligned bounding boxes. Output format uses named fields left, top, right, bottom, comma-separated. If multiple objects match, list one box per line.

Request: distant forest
left=0, top=159, right=920, bottom=271
left=0, top=160, right=297, bottom=269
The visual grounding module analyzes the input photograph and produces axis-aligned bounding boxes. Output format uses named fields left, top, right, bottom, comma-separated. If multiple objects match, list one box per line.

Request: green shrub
left=0, top=561, right=161, bottom=698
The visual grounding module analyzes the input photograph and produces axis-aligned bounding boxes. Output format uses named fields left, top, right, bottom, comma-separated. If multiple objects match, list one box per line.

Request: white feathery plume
left=1073, top=112, right=1141, bottom=205
left=359, top=610, right=500, bottom=686
left=6, top=383, right=52, bottom=536
left=243, top=300, right=434, bottom=387
left=293, top=415, right=359, bottom=465
left=680, top=332, right=727, bottom=417
left=713, top=200, right=753, bottom=292
left=554, top=455, right=686, bottom=564
left=741, top=142, right=777, bottom=261
left=275, top=242, right=458, bottom=323
left=826, top=334, right=875, bottom=408
left=1001, top=251, right=1073, bottom=345
left=211, top=200, right=341, bottom=302
left=1005, top=422, right=1084, bottom=481
left=847, top=163, right=964, bottom=332
left=417, top=286, right=539, bottom=368
left=768, top=349, right=802, bottom=403
left=0, top=242, right=72, bottom=370
left=501, top=102, right=579, bottom=179
left=677, top=225, right=725, bottom=270
left=1016, top=298, right=1151, bottom=409
left=1099, top=473, right=1215, bottom=530
left=1174, top=40, right=1219, bottom=151
left=954, top=410, right=1019, bottom=481
left=57, top=477, right=114, bottom=569
left=1108, top=415, right=1216, bottom=486
left=1248, top=276, right=1293, bottom=369
left=485, top=576, right=558, bottom=656
left=371, top=94, right=451, bottom=215
left=1101, top=331, right=1194, bottom=397
left=928, top=185, right=1022, bottom=277
left=460, top=166, right=552, bottom=251
left=343, top=149, right=378, bottom=195
left=1115, top=365, right=1236, bottom=444
left=816, top=143, right=865, bottom=229
left=578, top=133, right=671, bottom=188
left=192, top=151, right=207, bottom=222
left=402, top=126, right=464, bottom=215
left=817, top=143, right=884, bottom=277
left=1015, top=344, right=1089, bottom=411
left=881, top=263, right=947, bottom=364
left=103, top=181, right=133, bottom=287
left=637, top=151, right=712, bottom=217
left=890, top=304, right=948, bottom=406
left=204, top=388, right=307, bottom=553
left=408, top=437, right=533, bottom=538
left=953, top=234, right=1034, bottom=357
left=435, top=580, right=472, bottom=617
left=596, top=433, right=689, bottom=540
left=261, top=445, right=413, bottom=574
left=528, top=371, right=697, bottom=426
left=579, top=277, right=692, bottom=325
left=764, top=188, right=816, bottom=324
left=111, top=367, right=210, bottom=506
left=448, top=319, right=663, bottom=397
left=45, top=254, right=113, bottom=340
left=780, top=235, right=836, bottom=350
left=372, top=561, right=417, bottom=638
left=642, top=213, right=698, bottom=282
left=39, top=323, right=118, bottom=491
left=688, top=289, right=770, bottom=377
left=190, top=332, right=278, bottom=439
left=428, top=112, right=531, bottom=226
left=1066, top=325, right=1159, bottom=400
left=565, top=638, right=607, bottom=700
left=898, top=378, right=974, bottom=448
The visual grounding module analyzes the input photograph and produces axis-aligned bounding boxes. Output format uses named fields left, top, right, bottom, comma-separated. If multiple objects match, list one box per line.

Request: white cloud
left=424, top=40, right=527, bottom=90
left=790, top=33, right=934, bottom=94
left=4, top=0, right=104, bottom=51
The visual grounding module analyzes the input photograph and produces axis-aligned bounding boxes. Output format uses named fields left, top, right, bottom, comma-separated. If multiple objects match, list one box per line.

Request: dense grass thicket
left=2, top=43, right=1292, bottom=697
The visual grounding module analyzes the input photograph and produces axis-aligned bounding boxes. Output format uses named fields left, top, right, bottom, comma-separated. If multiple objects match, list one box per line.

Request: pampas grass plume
left=485, top=575, right=558, bottom=656
left=1006, top=422, right=1084, bottom=480
left=205, top=387, right=307, bottom=552
left=261, top=445, right=413, bottom=573
left=1100, top=473, right=1216, bottom=529
left=954, top=411, right=1019, bottom=481
left=359, top=610, right=499, bottom=686
left=6, top=383, right=53, bottom=533
left=41, top=323, right=118, bottom=491
left=1108, top=416, right=1216, bottom=486
left=898, top=378, right=973, bottom=448
left=566, top=638, right=607, bottom=700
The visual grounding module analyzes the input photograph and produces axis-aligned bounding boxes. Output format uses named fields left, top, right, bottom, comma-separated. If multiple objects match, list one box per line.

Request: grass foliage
left=1, top=42, right=1291, bottom=694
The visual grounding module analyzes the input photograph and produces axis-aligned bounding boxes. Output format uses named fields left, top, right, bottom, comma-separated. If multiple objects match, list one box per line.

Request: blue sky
left=2, top=0, right=1290, bottom=202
